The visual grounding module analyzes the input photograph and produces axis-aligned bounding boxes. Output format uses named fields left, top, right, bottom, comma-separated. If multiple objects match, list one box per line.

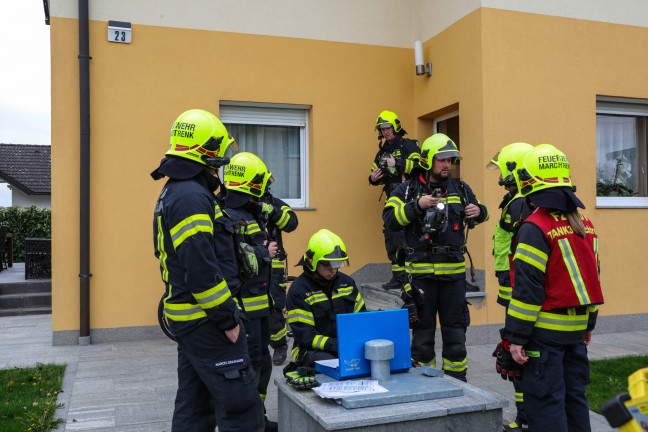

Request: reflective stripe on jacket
left=153, top=177, right=239, bottom=334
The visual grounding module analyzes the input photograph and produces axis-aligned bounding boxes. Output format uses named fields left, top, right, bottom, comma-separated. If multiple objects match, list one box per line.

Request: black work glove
left=492, top=334, right=523, bottom=381
left=402, top=301, right=419, bottom=329
left=400, top=283, right=425, bottom=307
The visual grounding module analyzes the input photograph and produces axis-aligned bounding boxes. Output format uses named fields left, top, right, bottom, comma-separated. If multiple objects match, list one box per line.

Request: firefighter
left=261, top=190, right=299, bottom=366
left=487, top=142, right=534, bottom=431
left=369, top=110, right=421, bottom=290
left=151, top=109, right=264, bottom=432
left=383, top=133, right=488, bottom=382
left=220, top=152, right=278, bottom=432
left=286, top=229, right=366, bottom=368
left=504, top=144, right=604, bottom=432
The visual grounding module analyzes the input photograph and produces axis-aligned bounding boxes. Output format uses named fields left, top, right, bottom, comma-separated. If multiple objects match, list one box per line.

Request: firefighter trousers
left=245, top=315, right=272, bottom=402
left=521, top=337, right=591, bottom=432
left=383, top=223, right=407, bottom=284
left=269, top=309, right=288, bottom=349
left=513, top=375, right=526, bottom=424
left=172, top=320, right=264, bottom=432
left=410, top=277, right=469, bottom=381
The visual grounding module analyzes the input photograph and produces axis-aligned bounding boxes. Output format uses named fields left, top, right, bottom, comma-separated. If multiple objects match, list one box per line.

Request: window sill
left=596, top=197, right=648, bottom=208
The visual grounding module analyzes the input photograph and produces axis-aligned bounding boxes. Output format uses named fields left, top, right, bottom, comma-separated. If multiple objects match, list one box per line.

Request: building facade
left=49, top=0, right=648, bottom=343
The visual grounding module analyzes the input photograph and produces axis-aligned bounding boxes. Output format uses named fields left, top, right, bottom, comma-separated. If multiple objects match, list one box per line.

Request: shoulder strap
left=405, top=174, right=423, bottom=202
left=452, top=179, right=467, bottom=204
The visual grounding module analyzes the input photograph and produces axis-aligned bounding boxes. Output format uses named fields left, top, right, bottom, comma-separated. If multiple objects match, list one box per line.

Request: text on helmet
left=171, top=122, right=196, bottom=138
left=225, top=164, right=245, bottom=177
left=537, top=154, right=569, bottom=170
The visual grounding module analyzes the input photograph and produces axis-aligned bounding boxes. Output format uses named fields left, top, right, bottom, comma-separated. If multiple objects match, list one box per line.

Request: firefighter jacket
left=220, top=198, right=274, bottom=319
left=369, top=136, right=421, bottom=196
left=493, top=190, right=532, bottom=306
left=506, top=208, right=604, bottom=346
left=153, top=175, right=240, bottom=336
left=383, top=174, right=488, bottom=283
left=286, top=270, right=366, bottom=359
left=265, top=195, right=299, bottom=311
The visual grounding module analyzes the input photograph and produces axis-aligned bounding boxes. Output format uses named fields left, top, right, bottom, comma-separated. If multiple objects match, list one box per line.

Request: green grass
left=0, top=363, right=66, bottom=432
left=587, top=355, right=648, bottom=414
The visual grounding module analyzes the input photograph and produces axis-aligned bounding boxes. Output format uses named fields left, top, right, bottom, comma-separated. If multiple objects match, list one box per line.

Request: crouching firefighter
left=152, top=109, right=264, bottom=432
left=284, top=229, right=366, bottom=388
left=504, top=144, right=604, bottom=432
left=383, top=133, right=488, bottom=382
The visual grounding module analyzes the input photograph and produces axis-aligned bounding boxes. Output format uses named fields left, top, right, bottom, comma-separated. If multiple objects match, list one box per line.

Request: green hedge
left=0, top=206, right=51, bottom=262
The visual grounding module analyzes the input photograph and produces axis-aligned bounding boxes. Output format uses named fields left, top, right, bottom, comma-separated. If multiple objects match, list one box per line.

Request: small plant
left=0, top=363, right=66, bottom=432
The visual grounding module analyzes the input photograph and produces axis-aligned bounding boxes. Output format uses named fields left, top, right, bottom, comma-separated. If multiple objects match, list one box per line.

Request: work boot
left=264, top=416, right=278, bottom=432
left=503, top=418, right=528, bottom=431
left=272, top=344, right=288, bottom=366
left=382, top=278, right=402, bottom=290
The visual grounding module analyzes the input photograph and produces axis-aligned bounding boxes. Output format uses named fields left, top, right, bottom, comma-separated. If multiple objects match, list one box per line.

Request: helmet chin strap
left=202, top=169, right=222, bottom=192
left=205, top=156, right=230, bottom=168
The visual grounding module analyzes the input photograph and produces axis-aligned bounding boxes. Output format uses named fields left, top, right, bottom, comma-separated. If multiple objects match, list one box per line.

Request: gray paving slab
left=1, top=314, right=646, bottom=431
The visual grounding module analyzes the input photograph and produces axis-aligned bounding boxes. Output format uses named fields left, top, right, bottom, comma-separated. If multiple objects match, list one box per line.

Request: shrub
left=0, top=206, right=51, bottom=262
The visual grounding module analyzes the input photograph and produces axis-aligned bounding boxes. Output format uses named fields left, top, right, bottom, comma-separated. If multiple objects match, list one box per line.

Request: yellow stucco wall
left=50, top=18, right=415, bottom=332
left=50, top=6, right=648, bottom=335
left=479, top=8, right=648, bottom=319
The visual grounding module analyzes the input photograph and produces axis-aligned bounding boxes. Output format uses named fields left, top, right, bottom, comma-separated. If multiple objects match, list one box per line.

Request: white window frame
left=219, top=101, right=310, bottom=209
left=596, top=97, right=648, bottom=208
left=433, top=110, right=459, bottom=134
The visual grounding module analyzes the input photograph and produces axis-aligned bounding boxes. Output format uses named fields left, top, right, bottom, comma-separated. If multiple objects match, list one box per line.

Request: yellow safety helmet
left=303, top=229, right=349, bottom=272
left=375, top=110, right=403, bottom=134
left=223, top=152, right=274, bottom=197
left=517, top=144, right=572, bottom=196
left=486, top=142, right=534, bottom=187
left=167, top=109, right=238, bottom=167
left=419, top=133, right=461, bottom=170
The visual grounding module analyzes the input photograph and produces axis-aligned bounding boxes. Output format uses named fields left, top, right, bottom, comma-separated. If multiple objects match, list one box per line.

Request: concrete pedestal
left=275, top=370, right=507, bottom=432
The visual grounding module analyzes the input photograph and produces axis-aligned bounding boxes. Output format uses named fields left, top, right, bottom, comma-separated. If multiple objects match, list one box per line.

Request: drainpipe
left=78, top=0, right=91, bottom=346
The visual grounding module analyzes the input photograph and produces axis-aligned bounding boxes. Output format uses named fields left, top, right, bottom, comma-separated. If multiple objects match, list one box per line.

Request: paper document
left=312, top=379, right=388, bottom=399
left=314, top=358, right=339, bottom=368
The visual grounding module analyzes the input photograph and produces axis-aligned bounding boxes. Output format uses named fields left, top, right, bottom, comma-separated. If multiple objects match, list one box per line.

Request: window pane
left=596, top=115, right=645, bottom=197
left=225, top=124, right=302, bottom=199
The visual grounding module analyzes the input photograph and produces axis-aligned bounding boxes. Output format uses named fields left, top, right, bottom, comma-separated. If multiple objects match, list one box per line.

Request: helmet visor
left=227, top=136, right=239, bottom=153
left=486, top=151, right=500, bottom=170
left=319, top=259, right=349, bottom=269
left=435, top=151, right=461, bottom=161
